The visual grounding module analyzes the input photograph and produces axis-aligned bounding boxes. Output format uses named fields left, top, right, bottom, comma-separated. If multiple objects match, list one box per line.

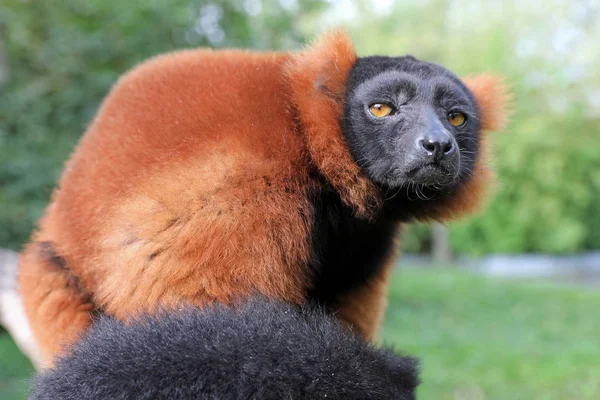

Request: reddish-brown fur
left=19, top=30, right=509, bottom=366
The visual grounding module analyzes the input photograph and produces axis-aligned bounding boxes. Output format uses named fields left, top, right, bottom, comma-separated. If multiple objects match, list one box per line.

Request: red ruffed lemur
left=19, top=30, right=509, bottom=365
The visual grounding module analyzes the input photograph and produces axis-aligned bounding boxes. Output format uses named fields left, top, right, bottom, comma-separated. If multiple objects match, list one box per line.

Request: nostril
left=419, top=137, right=455, bottom=159
left=443, top=141, right=454, bottom=154
left=420, top=140, right=436, bottom=153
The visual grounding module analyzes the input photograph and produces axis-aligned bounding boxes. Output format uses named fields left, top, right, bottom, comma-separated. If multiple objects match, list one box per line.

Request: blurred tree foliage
left=0, top=0, right=598, bottom=254
left=0, top=0, right=324, bottom=250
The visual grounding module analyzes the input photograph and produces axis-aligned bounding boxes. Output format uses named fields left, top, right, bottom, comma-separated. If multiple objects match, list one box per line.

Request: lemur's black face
left=343, top=56, right=480, bottom=197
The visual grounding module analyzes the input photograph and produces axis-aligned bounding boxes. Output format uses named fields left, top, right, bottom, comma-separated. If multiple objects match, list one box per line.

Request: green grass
left=381, top=267, right=600, bottom=399
left=1, top=268, right=599, bottom=399
left=0, top=332, right=34, bottom=399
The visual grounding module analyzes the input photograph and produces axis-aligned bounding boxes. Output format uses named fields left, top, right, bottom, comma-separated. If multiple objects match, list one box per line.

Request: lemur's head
left=343, top=56, right=479, bottom=193
left=287, top=30, right=509, bottom=219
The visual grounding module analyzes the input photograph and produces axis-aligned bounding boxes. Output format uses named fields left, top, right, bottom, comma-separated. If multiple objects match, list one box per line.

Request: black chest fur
left=307, top=189, right=399, bottom=305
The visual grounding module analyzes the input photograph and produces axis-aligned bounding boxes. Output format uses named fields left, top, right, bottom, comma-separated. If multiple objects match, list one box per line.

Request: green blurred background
left=0, top=0, right=599, bottom=399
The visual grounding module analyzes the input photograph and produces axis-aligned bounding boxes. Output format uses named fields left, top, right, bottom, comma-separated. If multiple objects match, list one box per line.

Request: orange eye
left=369, top=103, right=394, bottom=118
left=448, top=111, right=466, bottom=127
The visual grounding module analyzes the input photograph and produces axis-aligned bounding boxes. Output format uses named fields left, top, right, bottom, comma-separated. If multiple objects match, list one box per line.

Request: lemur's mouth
left=405, top=163, right=456, bottom=187
left=406, top=162, right=445, bottom=175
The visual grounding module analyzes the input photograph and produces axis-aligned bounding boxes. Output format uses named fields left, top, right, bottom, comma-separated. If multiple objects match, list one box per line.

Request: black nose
left=418, top=131, right=455, bottom=162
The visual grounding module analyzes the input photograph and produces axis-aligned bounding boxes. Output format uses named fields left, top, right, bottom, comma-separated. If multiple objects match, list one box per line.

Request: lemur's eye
left=369, top=103, right=394, bottom=118
left=448, top=111, right=467, bottom=127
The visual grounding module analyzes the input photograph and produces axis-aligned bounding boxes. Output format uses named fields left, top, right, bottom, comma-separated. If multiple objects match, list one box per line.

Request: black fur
left=30, top=299, right=419, bottom=400
left=307, top=189, right=398, bottom=305
left=343, top=55, right=480, bottom=194
left=308, top=56, right=481, bottom=302
left=36, top=241, right=97, bottom=308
